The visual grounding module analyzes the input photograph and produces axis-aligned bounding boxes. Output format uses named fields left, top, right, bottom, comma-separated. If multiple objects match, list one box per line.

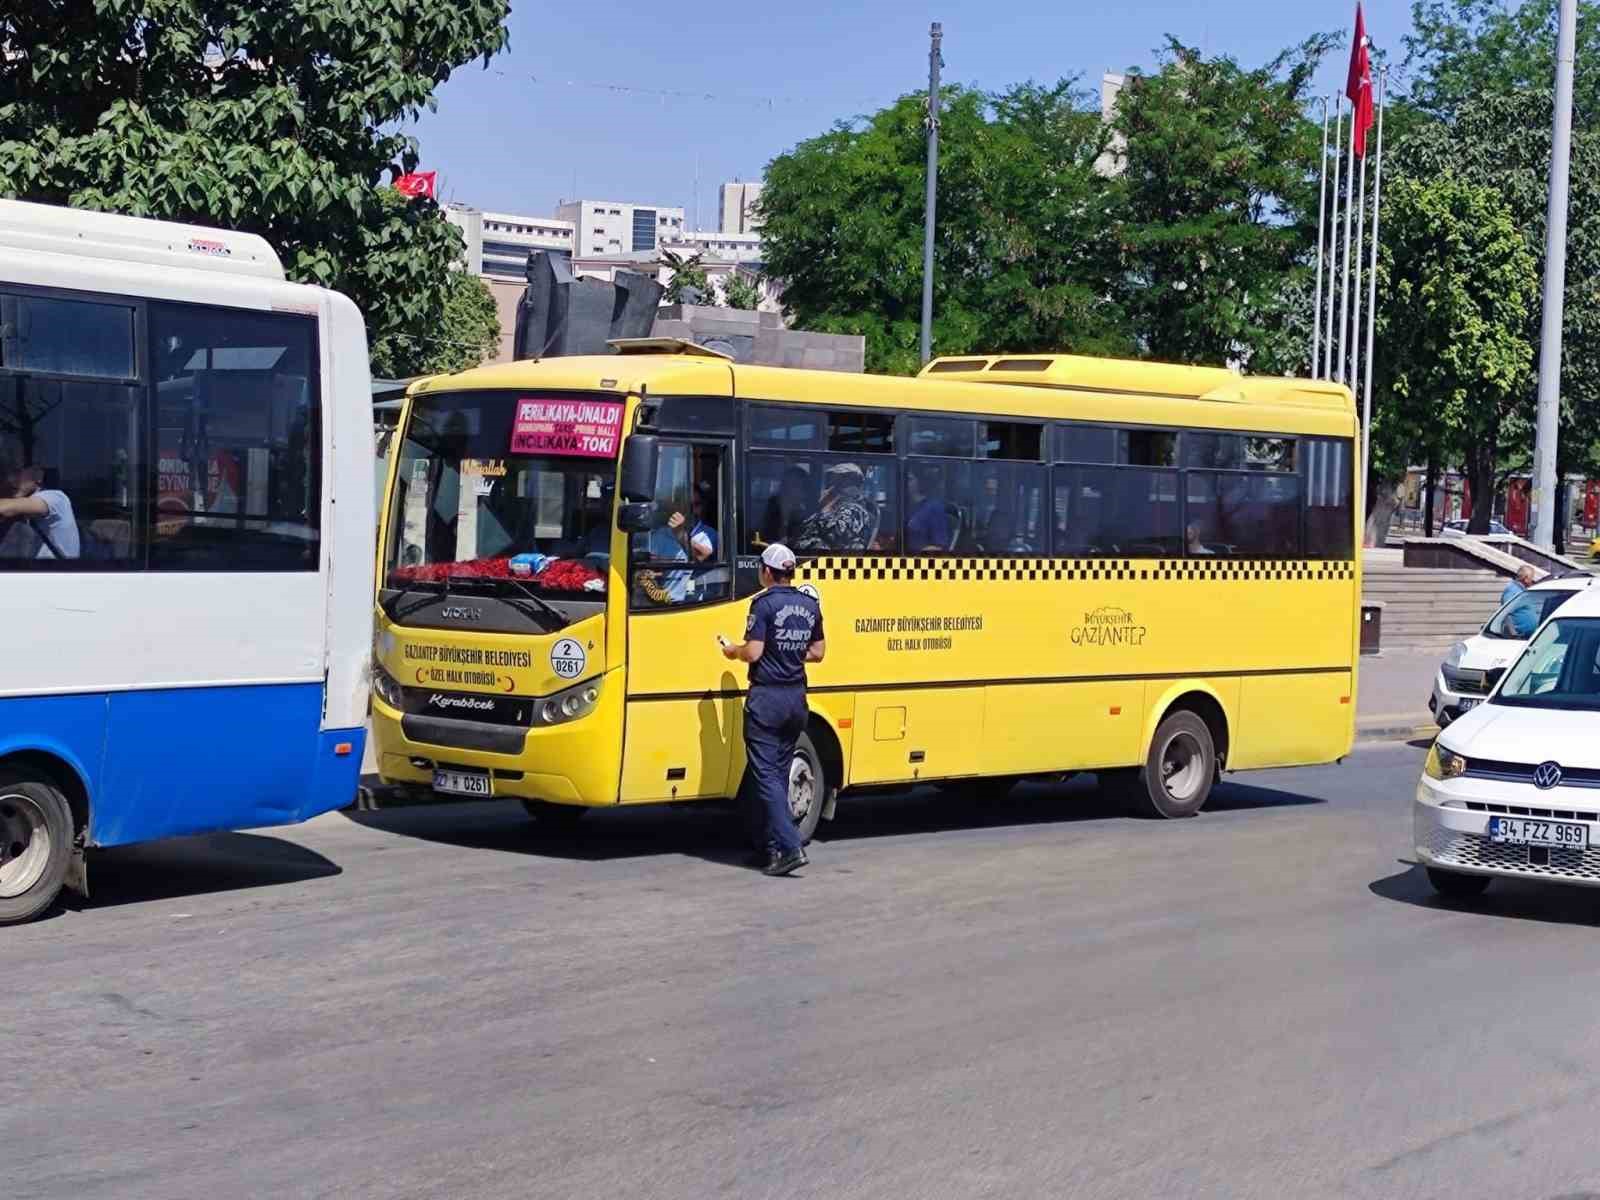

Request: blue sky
left=412, top=0, right=1417, bottom=223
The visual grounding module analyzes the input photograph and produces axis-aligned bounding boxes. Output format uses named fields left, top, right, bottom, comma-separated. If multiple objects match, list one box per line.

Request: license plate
left=434, top=769, right=493, bottom=797
left=1488, top=816, right=1588, bottom=849
left=1459, top=698, right=1479, bottom=712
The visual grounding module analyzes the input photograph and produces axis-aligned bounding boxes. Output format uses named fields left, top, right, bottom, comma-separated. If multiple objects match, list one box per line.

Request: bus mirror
left=619, top=435, right=659, bottom=502
left=617, top=502, right=655, bottom=533
left=1484, top=666, right=1507, bottom=691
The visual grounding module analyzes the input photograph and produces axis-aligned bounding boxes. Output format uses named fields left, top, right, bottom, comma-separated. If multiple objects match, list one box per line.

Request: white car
left=1416, top=587, right=1600, bottom=897
left=1440, top=518, right=1513, bottom=538
left=1429, top=576, right=1594, bottom=726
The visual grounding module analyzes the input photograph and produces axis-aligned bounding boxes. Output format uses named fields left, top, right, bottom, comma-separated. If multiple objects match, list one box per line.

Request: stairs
left=1364, top=559, right=1506, bottom=652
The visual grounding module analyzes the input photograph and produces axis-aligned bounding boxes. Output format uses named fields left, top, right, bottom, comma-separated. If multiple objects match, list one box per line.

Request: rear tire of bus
left=521, top=800, right=589, bottom=830
left=0, top=771, right=74, bottom=926
left=791, top=732, right=826, bottom=846
left=1125, top=710, right=1216, bottom=820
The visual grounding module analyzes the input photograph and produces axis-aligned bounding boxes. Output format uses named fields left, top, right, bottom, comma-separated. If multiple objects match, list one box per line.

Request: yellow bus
left=370, top=342, right=1359, bottom=835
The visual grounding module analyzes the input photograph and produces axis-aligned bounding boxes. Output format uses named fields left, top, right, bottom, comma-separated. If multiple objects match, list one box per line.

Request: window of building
left=1053, top=465, right=1181, bottom=557
left=745, top=453, right=898, bottom=555
left=1186, top=471, right=1301, bottom=558
left=631, top=208, right=658, bottom=252
left=1, top=292, right=136, bottom=380
left=147, top=303, right=320, bottom=571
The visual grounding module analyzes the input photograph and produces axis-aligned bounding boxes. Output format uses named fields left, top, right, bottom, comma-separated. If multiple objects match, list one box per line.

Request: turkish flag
left=395, top=171, right=437, bottom=200
left=1346, top=4, right=1375, bottom=157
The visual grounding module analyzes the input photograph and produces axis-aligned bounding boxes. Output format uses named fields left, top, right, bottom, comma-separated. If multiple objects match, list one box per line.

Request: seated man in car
left=0, top=465, right=80, bottom=560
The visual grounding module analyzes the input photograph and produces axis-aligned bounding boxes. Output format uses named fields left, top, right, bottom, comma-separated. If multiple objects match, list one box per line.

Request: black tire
left=789, top=730, right=827, bottom=846
left=520, top=799, right=589, bottom=829
left=1426, top=867, right=1492, bottom=898
left=0, top=771, right=74, bottom=926
left=1124, top=710, right=1216, bottom=819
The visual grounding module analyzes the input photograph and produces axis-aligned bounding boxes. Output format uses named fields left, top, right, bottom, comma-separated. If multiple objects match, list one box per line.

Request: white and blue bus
left=0, top=201, right=375, bottom=923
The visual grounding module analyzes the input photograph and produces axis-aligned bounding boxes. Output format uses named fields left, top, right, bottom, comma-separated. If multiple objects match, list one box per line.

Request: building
left=718, top=180, right=764, bottom=234
left=676, top=228, right=763, bottom=265
left=555, top=199, right=684, bottom=257
left=1094, top=73, right=1127, bottom=178
left=443, top=203, right=575, bottom=280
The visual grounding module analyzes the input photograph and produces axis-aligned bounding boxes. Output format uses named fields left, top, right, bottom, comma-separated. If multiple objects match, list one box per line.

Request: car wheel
left=1124, top=710, right=1216, bottom=819
left=1426, top=867, right=1492, bottom=898
left=0, top=771, right=75, bottom=926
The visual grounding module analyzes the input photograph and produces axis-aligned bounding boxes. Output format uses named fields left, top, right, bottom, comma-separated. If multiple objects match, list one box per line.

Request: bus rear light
left=1110, top=706, right=1122, bottom=715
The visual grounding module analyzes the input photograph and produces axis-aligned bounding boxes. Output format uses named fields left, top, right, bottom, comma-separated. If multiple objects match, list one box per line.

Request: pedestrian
left=1500, top=564, right=1536, bottom=607
left=720, top=543, right=826, bottom=877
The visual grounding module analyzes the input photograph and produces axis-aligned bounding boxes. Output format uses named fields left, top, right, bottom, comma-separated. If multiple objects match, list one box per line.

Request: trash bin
left=1360, top=600, right=1384, bottom=655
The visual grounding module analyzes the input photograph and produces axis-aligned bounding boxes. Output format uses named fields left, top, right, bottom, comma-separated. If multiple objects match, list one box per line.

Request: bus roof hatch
left=607, top=337, right=734, bottom=362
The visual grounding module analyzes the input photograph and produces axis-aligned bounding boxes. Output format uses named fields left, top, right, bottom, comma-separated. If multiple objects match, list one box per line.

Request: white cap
left=761, top=543, right=797, bottom=572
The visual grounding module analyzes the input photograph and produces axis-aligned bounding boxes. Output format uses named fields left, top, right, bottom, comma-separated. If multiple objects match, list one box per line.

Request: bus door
left=620, top=437, right=742, bottom=802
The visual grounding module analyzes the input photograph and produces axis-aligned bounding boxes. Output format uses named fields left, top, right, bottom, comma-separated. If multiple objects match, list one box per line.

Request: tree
left=0, top=0, right=510, bottom=378
left=760, top=80, right=1132, bottom=375
left=1109, top=36, right=1336, bottom=374
left=1405, top=0, right=1600, bottom=120
left=721, top=270, right=761, bottom=311
left=1370, top=174, right=1539, bottom=536
left=659, top=249, right=709, bottom=304
left=377, top=270, right=501, bottom=378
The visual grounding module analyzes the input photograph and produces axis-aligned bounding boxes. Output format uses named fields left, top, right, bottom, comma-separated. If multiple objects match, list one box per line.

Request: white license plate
left=434, top=769, right=493, bottom=797
left=1488, top=816, right=1588, bottom=849
left=1459, top=698, right=1479, bottom=712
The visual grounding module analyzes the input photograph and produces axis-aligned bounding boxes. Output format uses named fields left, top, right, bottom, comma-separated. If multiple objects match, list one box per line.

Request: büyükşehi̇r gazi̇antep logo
left=1070, top=605, right=1148, bottom=648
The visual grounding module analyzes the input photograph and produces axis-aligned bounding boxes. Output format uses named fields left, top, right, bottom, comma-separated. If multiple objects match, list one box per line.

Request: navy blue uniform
left=740, top=585, right=824, bottom=855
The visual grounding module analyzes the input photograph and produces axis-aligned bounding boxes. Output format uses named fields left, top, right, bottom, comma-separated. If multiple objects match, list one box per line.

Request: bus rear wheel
left=0, top=771, right=73, bottom=926
left=520, top=800, right=589, bottom=830
left=1124, top=710, right=1216, bottom=819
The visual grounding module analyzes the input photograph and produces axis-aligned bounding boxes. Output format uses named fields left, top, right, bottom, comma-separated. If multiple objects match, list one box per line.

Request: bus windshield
left=385, top=390, right=618, bottom=595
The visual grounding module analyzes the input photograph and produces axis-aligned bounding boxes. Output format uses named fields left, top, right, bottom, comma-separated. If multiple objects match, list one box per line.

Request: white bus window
left=148, top=303, right=319, bottom=571
left=0, top=375, right=142, bottom=567
left=0, top=293, right=136, bottom=380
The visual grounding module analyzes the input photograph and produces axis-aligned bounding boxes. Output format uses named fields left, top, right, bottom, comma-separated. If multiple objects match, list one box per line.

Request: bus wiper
left=496, top=575, right=568, bottom=630
left=387, top=574, right=453, bottom=623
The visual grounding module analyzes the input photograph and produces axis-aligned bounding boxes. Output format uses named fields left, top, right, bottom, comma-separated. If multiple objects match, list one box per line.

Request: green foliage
left=1111, top=36, right=1336, bottom=374
left=760, top=80, right=1132, bottom=375
left=721, top=271, right=761, bottom=311
left=659, top=249, right=710, bottom=304
left=376, top=269, right=501, bottom=378
left=0, top=0, right=510, bottom=377
left=1405, top=0, right=1600, bottom=119
left=1371, top=173, right=1539, bottom=501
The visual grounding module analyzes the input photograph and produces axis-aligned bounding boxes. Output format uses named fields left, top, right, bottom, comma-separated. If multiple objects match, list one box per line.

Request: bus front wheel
left=790, top=732, right=827, bottom=846
left=0, top=771, right=74, bottom=925
left=1124, top=710, right=1216, bottom=819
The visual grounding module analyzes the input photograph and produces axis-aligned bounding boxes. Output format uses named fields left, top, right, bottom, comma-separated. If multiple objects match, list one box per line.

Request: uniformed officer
left=720, top=543, right=826, bottom=876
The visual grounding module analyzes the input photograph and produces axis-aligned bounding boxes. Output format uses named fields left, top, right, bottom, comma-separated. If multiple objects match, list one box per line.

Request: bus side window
left=629, top=441, right=732, bottom=610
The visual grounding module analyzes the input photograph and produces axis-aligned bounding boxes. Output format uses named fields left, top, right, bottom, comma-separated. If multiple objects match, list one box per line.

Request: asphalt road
left=15, top=742, right=1600, bottom=1200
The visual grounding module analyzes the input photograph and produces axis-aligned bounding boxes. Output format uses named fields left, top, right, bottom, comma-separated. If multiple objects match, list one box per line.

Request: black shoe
left=745, top=850, right=771, bottom=869
left=763, top=849, right=806, bottom=877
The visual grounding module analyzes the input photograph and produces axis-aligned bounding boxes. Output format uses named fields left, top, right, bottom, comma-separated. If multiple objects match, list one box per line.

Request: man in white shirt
left=0, top=466, right=80, bottom=560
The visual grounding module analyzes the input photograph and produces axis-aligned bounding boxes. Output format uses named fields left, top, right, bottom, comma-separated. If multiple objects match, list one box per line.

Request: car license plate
left=1488, top=816, right=1587, bottom=849
left=434, top=769, right=493, bottom=797
left=1459, top=698, right=1479, bottom=712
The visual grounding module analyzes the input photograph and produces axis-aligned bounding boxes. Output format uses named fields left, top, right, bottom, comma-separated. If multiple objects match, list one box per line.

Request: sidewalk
left=1356, top=648, right=1440, bottom=742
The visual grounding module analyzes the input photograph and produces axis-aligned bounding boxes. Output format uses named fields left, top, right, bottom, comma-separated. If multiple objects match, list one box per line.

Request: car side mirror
left=617, top=501, right=655, bottom=533
left=1485, top=667, right=1507, bottom=691
left=619, top=435, right=659, bottom=503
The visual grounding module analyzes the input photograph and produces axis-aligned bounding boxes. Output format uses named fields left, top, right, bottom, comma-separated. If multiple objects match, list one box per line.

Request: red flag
left=395, top=171, right=437, bottom=200
left=1346, top=4, right=1374, bottom=157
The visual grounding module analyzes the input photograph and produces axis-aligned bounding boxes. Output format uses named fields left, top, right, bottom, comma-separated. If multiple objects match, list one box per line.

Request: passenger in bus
left=758, top=465, right=812, bottom=547
left=974, top=472, right=1016, bottom=552
left=794, top=462, right=876, bottom=552
left=0, top=465, right=80, bottom=560
left=1185, top=524, right=1214, bottom=556
left=906, top=468, right=951, bottom=552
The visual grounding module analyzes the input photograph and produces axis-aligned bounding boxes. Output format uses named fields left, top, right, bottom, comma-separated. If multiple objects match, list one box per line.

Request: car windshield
left=384, top=390, right=622, bottom=595
left=1483, top=588, right=1577, bottom=640
left=1494, top=617, right=1600, bottom=711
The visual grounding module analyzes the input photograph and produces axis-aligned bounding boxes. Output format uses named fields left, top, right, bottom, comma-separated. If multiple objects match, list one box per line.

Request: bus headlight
left=534, top=678, right=602, bottom=727
left=373, top=663, right=404, bottom=710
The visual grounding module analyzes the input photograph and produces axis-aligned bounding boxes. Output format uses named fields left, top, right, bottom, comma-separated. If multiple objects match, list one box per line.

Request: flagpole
left=1361, top=68, right=1388, bottom=506
left=1313, top=97, right=1330, bottom=378
left=1338, top=95, right=1358, bottom=384
left=1350, top=113, right=1368, bottom=394
left=1325, top=99, right=1344, bottom=380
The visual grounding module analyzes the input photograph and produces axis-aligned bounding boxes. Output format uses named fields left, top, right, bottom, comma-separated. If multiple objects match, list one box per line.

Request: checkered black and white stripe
left=794, top=556, right=1357, bottom=584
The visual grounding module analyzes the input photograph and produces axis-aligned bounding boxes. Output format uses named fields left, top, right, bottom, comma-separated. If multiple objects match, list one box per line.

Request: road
left=13, top=742, right=1600, bottom=1200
